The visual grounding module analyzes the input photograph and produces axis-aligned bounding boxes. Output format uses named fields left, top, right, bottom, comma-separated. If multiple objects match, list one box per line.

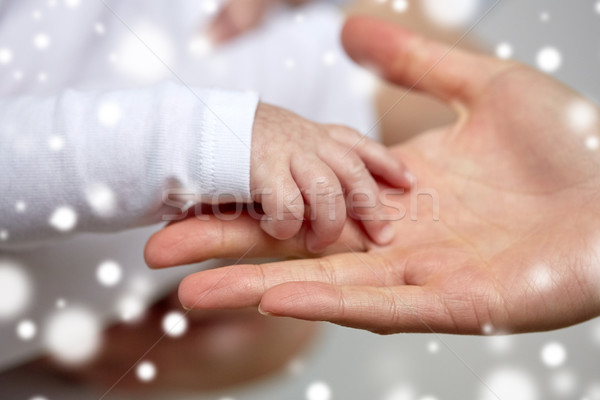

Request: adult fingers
left=341, top=16, right=507, bottom=106
left=144, top=212, right=369, bottom=269
left=177, top=250, right=406, bottom=310
left=259, top=282, right=478, bottom=334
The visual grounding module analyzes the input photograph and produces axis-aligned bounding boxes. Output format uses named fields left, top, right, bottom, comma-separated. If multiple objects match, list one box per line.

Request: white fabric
left=0, top=83, right=257, bottom=248
left=0, top=0, right=377, bottom=371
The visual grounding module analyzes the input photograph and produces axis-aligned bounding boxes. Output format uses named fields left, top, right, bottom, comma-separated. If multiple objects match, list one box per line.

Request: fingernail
left=258, top=304, right=272, bottom=316
left=182, top=304, right=191, bottom=311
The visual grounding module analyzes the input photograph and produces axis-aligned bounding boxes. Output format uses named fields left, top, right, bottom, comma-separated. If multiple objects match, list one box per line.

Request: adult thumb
left=342, top=16, right=504, bottom=106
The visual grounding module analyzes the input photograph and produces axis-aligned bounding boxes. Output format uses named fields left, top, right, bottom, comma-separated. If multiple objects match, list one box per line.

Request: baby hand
left=251, top=103, right=413, bottom=252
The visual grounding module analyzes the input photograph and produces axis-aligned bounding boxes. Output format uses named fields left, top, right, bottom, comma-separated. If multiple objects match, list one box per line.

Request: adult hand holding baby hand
left=147, top=16, right=600, bottom=335
left=250, top=102, right=412, bottom=253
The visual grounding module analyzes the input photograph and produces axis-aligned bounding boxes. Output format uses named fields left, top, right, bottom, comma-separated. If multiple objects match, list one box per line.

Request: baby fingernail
left=258, top=304, right=272, bottom=316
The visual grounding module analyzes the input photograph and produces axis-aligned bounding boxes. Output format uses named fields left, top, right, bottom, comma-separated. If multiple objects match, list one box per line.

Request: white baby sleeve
left=0, top=81, right=258, bottom=249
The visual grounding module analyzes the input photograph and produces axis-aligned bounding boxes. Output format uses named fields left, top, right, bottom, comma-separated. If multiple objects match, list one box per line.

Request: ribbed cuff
left=190, top=88, right=259, bottom=202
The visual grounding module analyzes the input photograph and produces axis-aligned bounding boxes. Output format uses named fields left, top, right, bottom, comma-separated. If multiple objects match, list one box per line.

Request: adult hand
left=146, top=16, right=600, bottom=335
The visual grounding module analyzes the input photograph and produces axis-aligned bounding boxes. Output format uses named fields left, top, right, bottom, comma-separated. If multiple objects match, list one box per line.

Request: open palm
left=145, top=17, right=600, bottom=335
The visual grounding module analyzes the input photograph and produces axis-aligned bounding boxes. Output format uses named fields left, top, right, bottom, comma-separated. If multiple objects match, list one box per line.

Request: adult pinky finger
left=258, top=282, right=478, bottom=334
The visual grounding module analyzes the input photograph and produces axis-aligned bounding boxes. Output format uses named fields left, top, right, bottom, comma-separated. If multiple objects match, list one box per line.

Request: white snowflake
left=64, top=0, right=80, bottom=8
left=0, top=48, right=13, bottom=64
left=287, top=358, right=305, bottom=375
left=495, top=42, right=513, bottom=59
left=566, top=99, right=598, bottom=133
left=392, top=0, right=409, bottom=13
left=15, top=201, right=27, bottom=213
left=422, top=0, right=479, bottom=28
left=541, top=341, right=567, bottom=368
left=527, top=264, right=555, bottom=292
left=536, top=47, right=562, bottom=73
left=285, top=58, right=296, bottom=69
left=201, top=0, right=219, bottom=15
left=97, top=102, right=122, bottom=126
left=323, top=51, right=336, bottom=66
left=162, top=311, right=188, bottom=337
left=189, top=35, right=213, bottom=57
left=306, top=381, right=331, bottom=400
left=136, top=360, right=157, bottom=382
left=383, top=384, right=416, bottom=400
left=117, top=294, right=146, bottom=322
left=16, top=319, right=37, bottom=341
left=49, top=206, right=78, bottom=231
left=96, top=260, right=122, bottom=287
left=33, top=33, right=51, bottom=50
left=113, top=24, right=172, bottom=83
left=486, top=334, right=513, bottom=354
left=0, top=261, right=32, bottom=319
left=480, top=368, right=539, bottom=400
left=586, top=136, right=599, bottom=150
left=48, top=135, right=65, bottom=151
left=94, top=23, right=106, bottom=35
left=482, top=323, right=495, bottom=335
left=427, top=340, right=440, bottom=353
left=86, top=183, right=116, bottom=216
left=549, top=370, right=577, bottom=397
left=43, top=306, right=101, bottom=365
left=349, top=68, right=378, bottom=97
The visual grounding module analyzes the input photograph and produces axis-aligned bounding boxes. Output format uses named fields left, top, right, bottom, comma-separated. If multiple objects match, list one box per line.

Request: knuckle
left=346, top=156, right=368, bottom=183
left=327, top=125, right=362, bottom=142
left=283, top=202, right=305, bottom=219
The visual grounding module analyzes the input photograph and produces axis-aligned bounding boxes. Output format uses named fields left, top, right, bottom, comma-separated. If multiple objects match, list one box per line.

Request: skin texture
left=146, top=16, right=600, bottom=336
